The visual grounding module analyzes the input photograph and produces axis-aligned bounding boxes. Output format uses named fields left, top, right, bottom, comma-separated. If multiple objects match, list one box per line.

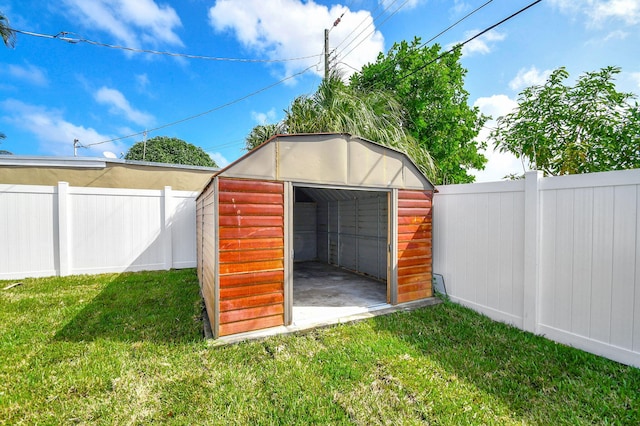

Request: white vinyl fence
left=434, top=169, right=640, bottom=368
left=0, top=182, right=198, bottom=280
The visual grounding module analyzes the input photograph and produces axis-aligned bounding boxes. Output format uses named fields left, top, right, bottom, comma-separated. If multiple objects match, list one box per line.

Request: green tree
left=351, top=38, right=488, bottom=184
left=490, top=66, right=640, bottom=175
left=0, top=132, right=11, bottom=155
left=1, top=11, right=16, bottom=48
left=245, top=123, right=285, bottom=151
left=125, top=136, right=217, bottom=167
left=1, top=12, right=15, bottom=143
left=245, top=74, right=435, bottom=179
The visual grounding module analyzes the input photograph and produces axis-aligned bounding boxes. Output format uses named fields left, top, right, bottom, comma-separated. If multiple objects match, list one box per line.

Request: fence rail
left=434, top=169, right=640, bottom=368
left=0, top=182, right=198, bottom=280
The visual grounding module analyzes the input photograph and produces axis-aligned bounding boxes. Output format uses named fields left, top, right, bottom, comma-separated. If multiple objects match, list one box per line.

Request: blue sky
left=1, top=0, right=639, bottom=182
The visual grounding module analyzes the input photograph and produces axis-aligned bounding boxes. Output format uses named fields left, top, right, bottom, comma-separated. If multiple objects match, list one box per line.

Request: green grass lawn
left=1, top=269, right=638, bottom=425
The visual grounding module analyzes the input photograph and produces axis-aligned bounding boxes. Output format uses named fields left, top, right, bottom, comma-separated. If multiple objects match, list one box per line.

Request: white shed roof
left=214, top=133, right=433, bottom=191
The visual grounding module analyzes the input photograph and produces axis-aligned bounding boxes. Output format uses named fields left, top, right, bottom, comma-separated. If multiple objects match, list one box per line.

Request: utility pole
left=324, top=28, right=329, bottom=79
left=142, top=130, right=148, bottom=161
left=73, top=139, right=79, bottom=157
left=324, top=13, right=343, bottom=79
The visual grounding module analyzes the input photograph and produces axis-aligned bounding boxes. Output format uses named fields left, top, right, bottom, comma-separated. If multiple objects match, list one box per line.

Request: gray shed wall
left=294, top=187, right=388, bottom=281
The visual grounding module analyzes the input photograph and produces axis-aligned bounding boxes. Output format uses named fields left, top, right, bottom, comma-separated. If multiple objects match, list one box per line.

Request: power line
left=85, top=64, right=318, bottom=147
left=397, top=0, right=543, bottom=83
left=337, top=0, right=413, bottom=63
left=332, top=1, right=384, bottom=52
left=12, top=28, right=321, bottom=63
left=420, top=0, right=493, bottom=48
left=339, top=0, right=494, bottom=83
left=332, top=0, right=400, bottom=60
left=327, top=0, right=359, bottom=35
left=200, top=138, right=246, bottom=152
left=338, top=0, right=493, bottom=68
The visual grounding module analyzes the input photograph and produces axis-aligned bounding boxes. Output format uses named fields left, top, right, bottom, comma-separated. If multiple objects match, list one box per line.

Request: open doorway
left=292, top=186, right=390, bottom=325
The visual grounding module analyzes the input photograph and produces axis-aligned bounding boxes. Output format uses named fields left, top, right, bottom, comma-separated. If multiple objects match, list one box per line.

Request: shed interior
left=292, top=186, right=390, bottom=323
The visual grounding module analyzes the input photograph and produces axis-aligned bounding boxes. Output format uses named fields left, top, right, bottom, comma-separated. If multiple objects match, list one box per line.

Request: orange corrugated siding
left=217, top=178, right=285, bottom=336
left=397, top=190, right=433, bottom=303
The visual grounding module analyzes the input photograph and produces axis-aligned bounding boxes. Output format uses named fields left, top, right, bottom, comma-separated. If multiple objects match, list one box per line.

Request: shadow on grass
left=369, top=301, right=640, bottom=423
left=54, top=269, right=203, bottom=344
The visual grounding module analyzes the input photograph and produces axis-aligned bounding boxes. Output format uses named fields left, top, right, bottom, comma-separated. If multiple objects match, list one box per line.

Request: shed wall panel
left=294, top=202, right=317, bottom=261
left=197, top=182, right=217, bottom=330
left=347, top=139, right=404, bottom=187
left=397, top=189, right=433, bottom=303
left=196, top=198, right=202, bottom=284
left=316, top=202, right=329, bottom=261
left=276, top=138, right=348, bottom=185
left=315, top=192, right=388, bottom=280
left=218, top=178, right=285, bottom=336
left=220, top=143, right=277, bottom=180
left=219, top=134, right=434, bottom=191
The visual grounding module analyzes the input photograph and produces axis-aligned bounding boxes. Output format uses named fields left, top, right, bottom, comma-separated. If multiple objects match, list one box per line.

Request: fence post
left=57, top=181, right=71, bottom=276
left=522, top=171, right=543, bottom=333
left=163, top=186, right=173, bottom=270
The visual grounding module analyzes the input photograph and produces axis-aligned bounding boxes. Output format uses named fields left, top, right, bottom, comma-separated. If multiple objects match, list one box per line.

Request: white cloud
left=136, top=73, right=150, bottom=91
left=549, top=0, right=640, bottom=27
left=379, top=0, right=421, bottom=10
left=603, top=29, right=629, bottom=41
left=459, top=29, right=506, bottom=56
left=94, top=87, right=155, bottom=127
left=470, top=95, right=526, bottom=182
left=451, top=1, right=471, bottom=15
left=62, top=0, right=183, bottom=48
left=208, top=0, right=384, bottom=79
left=0, top=99, right=128, bottom=156
left=589, top=0, right=640, bottom=25
left=5, top=63, right=48, bottom=86
left=474, top=94, right=518, bottom=120
left=208, top=152, right=230, bottom=168
left=509, top=66, right=552, bottom=91
left=629, top=71, right=640, bottom=89
left=251, top=109, right=277, bottom=125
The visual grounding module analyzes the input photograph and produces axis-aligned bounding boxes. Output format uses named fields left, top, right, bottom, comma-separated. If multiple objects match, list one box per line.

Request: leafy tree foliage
left=1, top=12, right=15, bottom=142
left=0, top=132, right=10, bottom=154
left=245, top=123, right=286, bottom=151
left=351, top=38, right=488, bottom=184
left=125, top=136, right=217, bottom=167
left=0, top=130, right=10, bottom=155
left=490, top=66, right=640, bottom=175
left=245, top=74, right=435, bottom=179
left=0, top=11, right=16, bottom=48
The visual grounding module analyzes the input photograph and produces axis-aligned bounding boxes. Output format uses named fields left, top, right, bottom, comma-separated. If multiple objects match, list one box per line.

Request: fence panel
left=0, top=185, right=58, bottom=279
left=68, top=187, right=165, bottom=274
left=537, top=172, right=640, bottom=366
left=433, top=180, right=526, bottom=327
left=0, top=183, right=198, bottom=280
left=434, top=169, right=640, bottom=368
left=172, top=191, right=198, bottom=269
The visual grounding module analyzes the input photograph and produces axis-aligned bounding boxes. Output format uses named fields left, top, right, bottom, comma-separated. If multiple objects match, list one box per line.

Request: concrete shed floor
left=209, top=261, right=441, bottom=346
left=292, top=261, right=389, bottom=326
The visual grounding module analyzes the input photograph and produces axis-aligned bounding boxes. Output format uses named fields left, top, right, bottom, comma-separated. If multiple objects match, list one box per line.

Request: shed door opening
left=292, top=186, right=389, bottom=325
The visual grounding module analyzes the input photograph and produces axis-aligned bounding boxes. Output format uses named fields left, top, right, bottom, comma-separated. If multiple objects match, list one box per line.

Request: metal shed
left=196, top=133, right=434, bottom=338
